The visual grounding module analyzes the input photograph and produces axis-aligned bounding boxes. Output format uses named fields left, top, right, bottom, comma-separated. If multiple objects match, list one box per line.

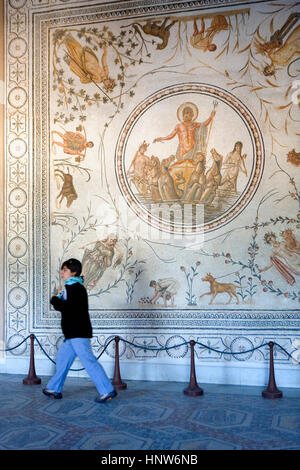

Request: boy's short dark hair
left=61, top=258, right=82, bottom=276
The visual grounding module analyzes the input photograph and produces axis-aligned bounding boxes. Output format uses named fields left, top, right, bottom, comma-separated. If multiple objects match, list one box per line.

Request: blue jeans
left=46, top=338, right=114, bottom=395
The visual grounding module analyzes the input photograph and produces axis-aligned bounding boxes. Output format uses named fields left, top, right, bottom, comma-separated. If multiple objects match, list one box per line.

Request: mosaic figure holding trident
left=153, top=100, right=217, bottom=161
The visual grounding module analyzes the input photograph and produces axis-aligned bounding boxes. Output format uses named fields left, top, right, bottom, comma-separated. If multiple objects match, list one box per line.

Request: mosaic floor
left=0, top=373, right=299, bottom=451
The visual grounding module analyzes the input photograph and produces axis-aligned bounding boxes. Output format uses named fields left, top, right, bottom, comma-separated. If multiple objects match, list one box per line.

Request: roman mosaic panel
left=3, top=0, right=300, bottom=369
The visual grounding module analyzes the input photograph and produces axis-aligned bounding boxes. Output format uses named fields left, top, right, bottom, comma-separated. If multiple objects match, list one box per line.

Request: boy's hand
left=53, top=286, right=63, bottom=296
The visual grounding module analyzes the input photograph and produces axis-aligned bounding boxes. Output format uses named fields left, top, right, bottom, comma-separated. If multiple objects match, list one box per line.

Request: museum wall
left=1, top=0, right=300, bottom=386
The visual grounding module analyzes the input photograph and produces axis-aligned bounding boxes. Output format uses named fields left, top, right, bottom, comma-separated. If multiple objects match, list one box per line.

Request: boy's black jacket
left=51, top=283, right=92, bottom=339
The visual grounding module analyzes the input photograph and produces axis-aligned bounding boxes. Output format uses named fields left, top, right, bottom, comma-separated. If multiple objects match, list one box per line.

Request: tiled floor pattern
left=0, top=374, right=299, bottom=450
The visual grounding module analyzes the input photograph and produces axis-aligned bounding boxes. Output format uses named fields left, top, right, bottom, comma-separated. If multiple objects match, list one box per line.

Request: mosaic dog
left=200, top=273, right=240, bottom=305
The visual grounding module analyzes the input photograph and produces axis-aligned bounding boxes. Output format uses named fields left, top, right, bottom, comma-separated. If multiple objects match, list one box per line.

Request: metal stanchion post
left=262, top=341, right=282, bottom=399
left=23, top=334, right=41, bottom=385
left=184, top=340, right=203, bottom=396
left=112, top=336, right=127, bottom=390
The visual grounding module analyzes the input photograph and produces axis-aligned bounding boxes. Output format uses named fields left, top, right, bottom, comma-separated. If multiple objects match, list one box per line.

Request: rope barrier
left=273, top=341, right=300, bottom=363
left=2, top=334, right=299, bottom=398
left=262, top=341, right=282, bottom=399
left=1, top=334, right=300, bottom=364
left=194, top=340, right=271, bottom=356
left=115, top=337, right=300, bottom=364
left=0, top=334, right=32, bottom=352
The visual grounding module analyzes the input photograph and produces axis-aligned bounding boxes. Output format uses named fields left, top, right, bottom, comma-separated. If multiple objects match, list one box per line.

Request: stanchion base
left=183, top=386, right=203, bottom=397
left=262, top=389, right=282, bottom=399
left=23, top=377, right=41, bottom=385
left=112, top=382, right=127, bottom=390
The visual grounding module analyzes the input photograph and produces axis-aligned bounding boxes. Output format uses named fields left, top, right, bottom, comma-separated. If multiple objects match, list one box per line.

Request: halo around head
left=177, top=102, right=199, bottom=122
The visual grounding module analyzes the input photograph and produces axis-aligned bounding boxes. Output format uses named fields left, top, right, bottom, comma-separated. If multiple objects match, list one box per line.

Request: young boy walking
left=43, top=258, right=117, bottom=403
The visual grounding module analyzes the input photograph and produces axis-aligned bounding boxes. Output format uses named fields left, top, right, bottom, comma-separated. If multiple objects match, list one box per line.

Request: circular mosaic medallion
left=230, top=337, right=254, bottom=361
left=103, top=335, right=126, bottom=358
left=9, top=0, right=27, bottom=8
left=116, top=83, right=264, bottom=235
left=8, top=236, right=27, bottom=258
left=8, top=287, right=28, bottom=309
left=9, top=138, right=27, bottom=159
left=6, top=334, right=27, bottom=356
left=166, top=335, right=188, bottom=358
left=8, top=87, right=27, bottom=109
left=8, top=37, right=27, bottom=58
left=56, top=336, right=65, bottom=350
left=8, top=187, right=27, bottom=208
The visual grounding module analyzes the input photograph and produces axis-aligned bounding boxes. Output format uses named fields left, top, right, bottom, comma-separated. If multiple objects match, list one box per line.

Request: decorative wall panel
left=4, top=0, right=300, bottom=377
